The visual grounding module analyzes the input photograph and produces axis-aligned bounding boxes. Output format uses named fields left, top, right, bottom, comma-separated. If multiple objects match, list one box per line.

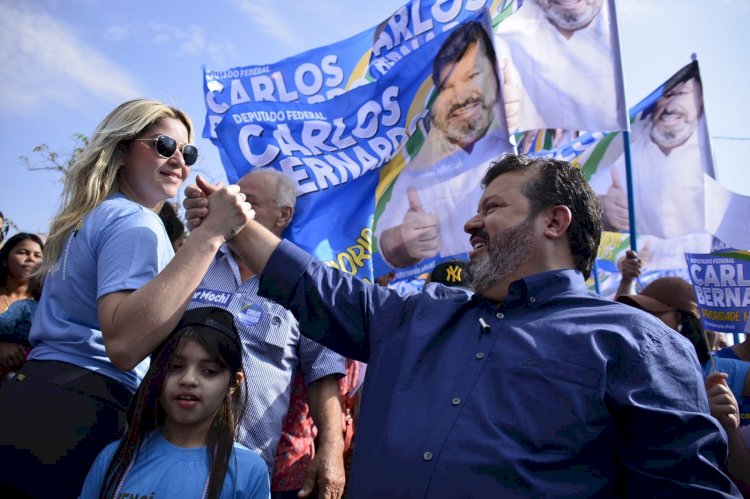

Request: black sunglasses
left=134, top=134, right=198, bottom=166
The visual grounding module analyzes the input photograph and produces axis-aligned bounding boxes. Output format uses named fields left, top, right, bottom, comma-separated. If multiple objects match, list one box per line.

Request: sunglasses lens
left=182, top=145, right=198, bottom=166
left=154, top=135, right=177, bottom=158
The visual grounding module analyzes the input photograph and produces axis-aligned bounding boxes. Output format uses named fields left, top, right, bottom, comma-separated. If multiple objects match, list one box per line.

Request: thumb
left=501, top=55, right=519, bottom=88
left=610, top=167, right=623, bottom=190
left=407, top=186, right=425, bottom=213
left=297, top=472, right=316, bottom=498
left=196, top=174, right=220, bottom=196
left=706, top=371, right=728, bottom=388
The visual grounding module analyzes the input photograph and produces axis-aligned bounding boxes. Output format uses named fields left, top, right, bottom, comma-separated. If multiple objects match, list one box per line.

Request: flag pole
left=608, top=0, right=637, bottom=253
left=592, top=260, right=602, bottom=295
left=622, top=131, right=637, bottom=252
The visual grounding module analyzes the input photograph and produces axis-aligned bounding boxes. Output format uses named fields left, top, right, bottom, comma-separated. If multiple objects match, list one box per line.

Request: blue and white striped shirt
left=188, top=245, right=347, bottom=472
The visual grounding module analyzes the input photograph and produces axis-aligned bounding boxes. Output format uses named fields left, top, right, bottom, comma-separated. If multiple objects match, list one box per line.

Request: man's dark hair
left=432, top=20, right=498, bottom=90
left=481, top=154, right=602, bottom=279
left=644, top=60, right=704, bottom=121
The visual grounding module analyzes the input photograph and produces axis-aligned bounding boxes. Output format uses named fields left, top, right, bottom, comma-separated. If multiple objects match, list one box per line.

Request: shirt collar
left=473, top=269, right=588, bottom=309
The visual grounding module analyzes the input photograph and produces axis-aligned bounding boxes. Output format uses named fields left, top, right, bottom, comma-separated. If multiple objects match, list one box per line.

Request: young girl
left=0, top=99, right=253, bottom=498
left=80, top=306, right=269, bottom=499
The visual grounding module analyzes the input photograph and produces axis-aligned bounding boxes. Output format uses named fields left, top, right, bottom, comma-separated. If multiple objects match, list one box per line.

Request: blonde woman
left=0, top=99, right=253, bottom=498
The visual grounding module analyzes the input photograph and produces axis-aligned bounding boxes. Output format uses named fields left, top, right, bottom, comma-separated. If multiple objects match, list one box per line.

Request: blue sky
left=1, top=0, right=748, bottom=234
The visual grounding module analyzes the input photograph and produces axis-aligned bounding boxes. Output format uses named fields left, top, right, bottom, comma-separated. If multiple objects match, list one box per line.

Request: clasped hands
left=183, top=175, right=254, bottom=240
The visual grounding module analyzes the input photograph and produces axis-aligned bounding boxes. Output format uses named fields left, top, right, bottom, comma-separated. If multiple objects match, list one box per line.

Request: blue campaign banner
left=215, top=11, right=511, bottom=282
left=202, top=27, right=376, bottom=145
left=685, top=251, right=750, bottom=334
left=369, top=0, right=502, bottom=77
left=203, top=0, right=492, bottom=139
left=203, top=0, right=516, bottom=182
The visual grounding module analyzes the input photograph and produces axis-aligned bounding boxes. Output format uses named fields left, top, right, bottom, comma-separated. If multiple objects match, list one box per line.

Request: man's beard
left=433, top=91, right=494, bottom=146
left=537, top=0, right=602, bottom=31
left=650, top=119, right=695, bottom=149
left=466, top=214, right=537, bottom=294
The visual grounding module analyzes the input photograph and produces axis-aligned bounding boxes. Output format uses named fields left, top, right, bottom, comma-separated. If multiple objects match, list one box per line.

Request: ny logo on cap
left=445, top=265, right=463, bottom=283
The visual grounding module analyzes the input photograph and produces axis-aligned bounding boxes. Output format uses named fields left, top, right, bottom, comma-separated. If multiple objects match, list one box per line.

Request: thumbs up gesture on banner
left=603, top=168, right=630, bottom=231
left=401, top=187, right=439, bottom=261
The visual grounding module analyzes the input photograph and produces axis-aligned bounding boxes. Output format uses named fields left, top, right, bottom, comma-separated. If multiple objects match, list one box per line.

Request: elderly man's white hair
left=257, top=168, right=297, bottom=209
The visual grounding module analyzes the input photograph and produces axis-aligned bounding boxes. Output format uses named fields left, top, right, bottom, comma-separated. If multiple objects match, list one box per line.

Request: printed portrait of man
left=589, top=65, right=708, bottom=238
left=375, top=20, right=511, bottom=270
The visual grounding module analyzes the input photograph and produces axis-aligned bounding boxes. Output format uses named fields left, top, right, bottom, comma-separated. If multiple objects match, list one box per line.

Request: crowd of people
left=0, top=99, right=748, bottom=498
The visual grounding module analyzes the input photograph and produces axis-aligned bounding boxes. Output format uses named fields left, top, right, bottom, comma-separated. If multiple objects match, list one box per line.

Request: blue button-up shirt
left=259, top=241, right=739, bottom=498
left=188, top=245, right=347, bottom=472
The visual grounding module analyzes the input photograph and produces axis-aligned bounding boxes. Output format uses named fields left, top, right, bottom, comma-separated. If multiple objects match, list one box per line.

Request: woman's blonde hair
left=40, top=99, right=194, bottom=276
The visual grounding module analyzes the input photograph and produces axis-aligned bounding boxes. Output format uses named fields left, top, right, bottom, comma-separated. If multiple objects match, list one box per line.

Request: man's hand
left=603, top=168, right=630, bottom=231
left=401, top=187, right=439, bottom=260
left=183, top=176, right=253, bottom=241
left=379, top=187, right=439, bottom=267
left=619, top=250, right=643, bottom=283
left=298, top=443, right=345, bottom=499
left=303, top=375, right=347, bottom=499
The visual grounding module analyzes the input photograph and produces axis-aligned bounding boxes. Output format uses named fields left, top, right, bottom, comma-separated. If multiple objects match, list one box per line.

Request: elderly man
left=187, top=155, right=739, bottom=497
left=187, top=168, right=347, bottom=499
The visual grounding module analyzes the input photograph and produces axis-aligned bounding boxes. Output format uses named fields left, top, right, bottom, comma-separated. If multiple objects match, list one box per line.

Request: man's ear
left=542, top=205, right=572, bottom=240
left=277, top=206, right=293, bottom=230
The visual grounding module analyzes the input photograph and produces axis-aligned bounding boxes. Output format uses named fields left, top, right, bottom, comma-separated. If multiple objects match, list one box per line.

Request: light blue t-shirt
left=29, top=194, right=174, bottom=392
left=79, top=430, right=270, bottom=499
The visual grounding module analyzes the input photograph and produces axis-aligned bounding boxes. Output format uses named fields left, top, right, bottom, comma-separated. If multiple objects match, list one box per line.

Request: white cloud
left=0, top=3, right=141, bottom=114
left=102, top=24, right=132, bottom=42
left=232, top=0, right=306, bottom=50
left=205, top=41, right=240, bottom=69
left=180, top=26, right=207, bottom=56
left=101, top=20, right=236, bottom=68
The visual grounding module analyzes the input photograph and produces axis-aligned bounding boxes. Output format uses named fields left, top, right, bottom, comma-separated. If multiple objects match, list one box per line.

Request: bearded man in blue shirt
left=186, top=154, right=739, bottom=498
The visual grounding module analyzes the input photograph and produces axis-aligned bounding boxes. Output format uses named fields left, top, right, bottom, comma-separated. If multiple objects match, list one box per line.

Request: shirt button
left=423, top=451, right=433, bottom=461
left=476, top=352, right=485, bottom=359
left=452, top=398, right=461, bottom=406
left=496, top=312, right=504, bottom=319
left=271, top=316, right=281, bottom=326
left=529, top=296, right=536, bottom=303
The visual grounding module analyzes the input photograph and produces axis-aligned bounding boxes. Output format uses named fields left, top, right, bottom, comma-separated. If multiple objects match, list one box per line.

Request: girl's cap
left=151, top=306, right=242, bottom=360
left=175, top=306, right=241, bottom=347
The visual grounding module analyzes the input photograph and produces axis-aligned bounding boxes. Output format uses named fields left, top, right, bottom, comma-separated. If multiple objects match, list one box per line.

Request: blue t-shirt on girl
left=79, top=430, right=270, bottom=499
